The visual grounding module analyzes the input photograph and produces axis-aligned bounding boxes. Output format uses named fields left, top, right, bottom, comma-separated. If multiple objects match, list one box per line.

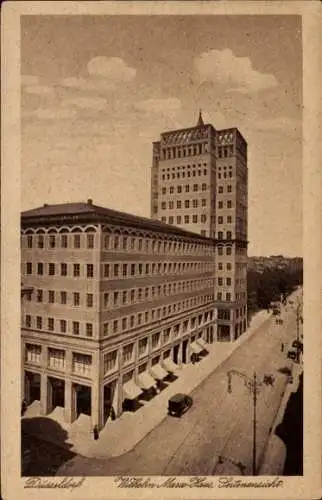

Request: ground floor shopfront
left=23, top=326, right=215, bottom=430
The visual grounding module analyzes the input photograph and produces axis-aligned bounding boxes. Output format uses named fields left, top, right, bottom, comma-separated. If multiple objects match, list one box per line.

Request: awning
left=162, top=358, right=178, bottom=373
left=149, top=364, right=168, bottom=381
left=136, top=372, right=157, bottom=390
left=123, top=380, right=142, bottom=400
left=190, top=342, right=203, bottom=354
left=196, top=338, right=209, bottom=350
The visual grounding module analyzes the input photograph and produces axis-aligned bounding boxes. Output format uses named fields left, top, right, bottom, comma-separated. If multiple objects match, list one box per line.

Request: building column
left=177, top=343, right=183, bottom=367
left=229, top=323, right=234, bottom=342
left=91, top=350, right=103, bottom=430
left=21, top=342, right=25, bottom=400
left=40, top=373, right=49, bottom=415
left=115, top=376, right=123, bottom=417
left=64, top=379, right=73, bottom=423
left=24, top=372, right=31, bottom=403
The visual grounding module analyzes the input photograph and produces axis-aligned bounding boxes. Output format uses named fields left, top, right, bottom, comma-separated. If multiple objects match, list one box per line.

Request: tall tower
left=151, top=114, right=248, bottom=341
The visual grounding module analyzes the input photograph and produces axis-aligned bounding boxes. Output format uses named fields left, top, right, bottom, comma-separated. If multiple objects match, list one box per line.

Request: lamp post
left=227, top=369, right=273, bottom=476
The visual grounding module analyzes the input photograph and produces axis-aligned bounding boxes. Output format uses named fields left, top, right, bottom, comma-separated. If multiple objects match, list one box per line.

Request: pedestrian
left=93, top=425, right=99, bottom=440
left=281, top=342, right=284, bottom=353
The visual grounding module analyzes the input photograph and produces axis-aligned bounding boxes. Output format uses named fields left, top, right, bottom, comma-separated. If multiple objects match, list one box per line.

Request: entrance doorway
left=49, top=377, right=65, bottom=408
left=75, top=384, right=91, bottom=417
left=182, top=339, right=189, bottom=364
left=25, top=371, right=40, bottom=404
left=103, top=382, right=117, bottom=423
left=217, top=325, right=231, bottom=341
left=173, top=344, right=180, bottom=364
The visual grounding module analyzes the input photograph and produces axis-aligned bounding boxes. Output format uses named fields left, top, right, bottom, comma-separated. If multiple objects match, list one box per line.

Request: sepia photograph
left=1, top=2, right=322, bottom=500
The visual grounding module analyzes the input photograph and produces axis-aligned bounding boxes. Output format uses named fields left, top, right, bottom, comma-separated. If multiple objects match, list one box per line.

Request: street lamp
left=227, top=369, right=274, bottom=476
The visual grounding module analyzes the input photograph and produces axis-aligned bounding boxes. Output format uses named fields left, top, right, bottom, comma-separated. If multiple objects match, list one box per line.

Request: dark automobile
left=287, top=349, right=297, bottom=360
left=168, top=393, right=193, bottom=417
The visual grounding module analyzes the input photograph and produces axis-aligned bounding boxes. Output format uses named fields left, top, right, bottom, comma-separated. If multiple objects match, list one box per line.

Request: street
left=56, top=295, right=301, bottom=476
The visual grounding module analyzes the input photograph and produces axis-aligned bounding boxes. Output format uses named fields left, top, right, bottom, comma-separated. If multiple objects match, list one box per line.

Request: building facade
left=21, top=201, right=216, bottom=429
left=150, top=113, right=248, bottom=340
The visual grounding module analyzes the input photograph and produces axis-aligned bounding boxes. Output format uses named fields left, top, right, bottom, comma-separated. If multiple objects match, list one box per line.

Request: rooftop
left=21, top=200, right=213, bottom=242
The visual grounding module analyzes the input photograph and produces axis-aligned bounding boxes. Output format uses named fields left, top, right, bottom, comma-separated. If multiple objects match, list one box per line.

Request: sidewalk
left=23, top=309, right=272, bottom=459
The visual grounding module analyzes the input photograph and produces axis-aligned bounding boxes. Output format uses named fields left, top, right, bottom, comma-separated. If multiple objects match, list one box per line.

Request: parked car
left=287, top=348, right=297, bottom=360
left=168, top=393, right=193, bottom=417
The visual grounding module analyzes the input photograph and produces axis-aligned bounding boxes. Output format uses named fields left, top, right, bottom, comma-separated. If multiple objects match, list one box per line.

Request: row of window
left=24, top=294, right=214, bottom=338
left=160, top=214, right=208, bottom=224
left=25, top=345, right=92, bottom=376
left=25, top=315, right=93, bottom=337
left=22, top=232, right=212, bottom=256
left=24, top=260, right=214, bottom=279
left=162, top=163, right=208, bottom=173
left=161, top=198, right=208, bottom=208
left=28, top=289, right=94, bottom=307
left=161, top=143, right=209, bottom=160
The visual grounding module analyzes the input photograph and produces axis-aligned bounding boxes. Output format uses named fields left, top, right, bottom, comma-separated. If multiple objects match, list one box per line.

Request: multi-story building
left=21, top=200, right=216, bottom=429
left=150, top=112, right=248, bottom=341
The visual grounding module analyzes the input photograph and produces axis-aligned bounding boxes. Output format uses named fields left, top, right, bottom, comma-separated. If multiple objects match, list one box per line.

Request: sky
left=21, top=15, right=302, bottom=257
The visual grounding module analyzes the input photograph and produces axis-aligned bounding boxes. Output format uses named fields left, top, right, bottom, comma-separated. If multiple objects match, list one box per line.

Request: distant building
left=150, top=113, right=248, bottom=340
left=21, top=200, right=216, bottom=428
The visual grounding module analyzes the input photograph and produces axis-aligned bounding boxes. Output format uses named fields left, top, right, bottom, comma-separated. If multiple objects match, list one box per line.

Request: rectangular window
left=226, top=247, right=232, bottom=256
left=217, top=292, right=222, bottom=301
left=48, top=317, right=54, bottom=331
left=48, top=290, right=55, bottom=303
left=193, top=184, right=198, bottom=192
left=113, top=291, right=119, bottom=306
left=192, top=214, right=198, bottom=223
left=184, top=200, right=190, bottom=208
left=218, top=277, right=223, bottom=286
left=60, top=319, right=67, bottom=333
left=87, top=293, right=93, bottom=307
left=113, top=320, right=118, bottom=333
left=36, top=289, right=43, bottom=302
left=201, top=214, right=207, bottom=223
left=122, top=318, right=127, bottom=331
left=226, top=292, right=231, bottom=301
left=227, top=185, right=232, bottom=193
left=202, top=199, right=206, bottom=207
left=193, top=199, right=198, bottom=208
left=218, top=247, right=223, bottom=255
left=49, top=263, right=55, bottom=276
left=113, top=264, right=119, bottom=277
left=177, top=216, right=182, bottom=224
left=37, top=262, right=43, bottom=275
left=122, top=263, right=127, bottom=276
left=227, top=216, right=232, bottom=223
left=36, top=316, right=42, bottom=329
left=26, top=262, right=32, bottom=275
left=72, top=321, right=80, bottom=335
left=227, top=278, right=232, bottom=286
left=61, top=234, right=68, bottom=248
left=169, top=216, right=174, bottom=224
left=152, top=332, right=160, bottom=349
left=26, top=315, right=31, bottom=327
left=49, top=235, right=56, bottom=248
left=114, top=236, right=119, bottom=249
left=73, top=263, right=80, bottom=277
left=104, top=264, right=110, bottom=277
left=227, top=200, right=232, bottom=208
left=138, top=338, right=148, bottom=357
left=184, top=215, right=189, bottom=223
left=122, top=290, right=127, bottom=304
left=38, top=235, right=44, bottom=248
left=131, top=264, right=135, bottom=276
left=218, top=201, right=223, bottom=209
left=104, top=351, right=117, bottom=373
left=87, top=264, right=94, bottom=278
left=218, top=216, right=223, bottom=224
left=27, top=235, right=33, bottom=248
left=61, top=263, right=67, bottom=276
left=104, top=293, right=109, bottom=307
left=73, top=353, right=92, bottom=376
left=86, top=323, right=93, bottom=337
left=87, top=234, right=94, bottom=249
left=73, top=292, right=80, bottom=306
left=74, top=234, right=81, bottom=249
left=60, top=291, right=67, bottom=304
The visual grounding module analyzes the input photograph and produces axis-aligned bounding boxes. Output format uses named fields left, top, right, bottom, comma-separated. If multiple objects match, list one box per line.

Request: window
left=161, top=216, right=166, bottom=223
left=192, top=199, right=198, bottom=208
left=61, top=263, right=67, bottom=276
left=60, top=291, right=67, bottom=304
left=185, top=185, right=190, bottom=192
left=114, top=236, right=120, bottom=250
left=138, top=338, right=148, bottom=357
left=185, top=200, right=190, bottom=208
left=38, top=235, right=44, bottom=249
left=122, top=290, right=127, bottom=304
left=122, top=318, right=127, bottom=331
left=227, top=216, right=232, bottom=223
left=113, top=264, right=119, bottom=277
left=104, top=293, right=109, bottom=307
left=218, top=247, right=223, bottom=255
left=162, top=187, right=166, bottom=195
left=192, top=215, right=198, bottom=223
left=131, top=264, right=135, bottom=276
left=227, top=231, right=232, bottom=239
left=49, top=235, right=56, bottom=248
left=48, top=318, right=54, bottom=331
left=227, top=200, right=232, bottom=208
left=74, top=234, right=81, bottom=249
left=218, top=277, right=223, bottom=286
left=87, top=234, right=94, bottom=249
left=227, top=185, right=232, bottom=193
left=103, top=323, right=109, bottom=336
left=227, top=278, right=232, bottom=286
left=104, top=264, right=110, bottom=277
left=73, top=353, right=91, bottom=376
left=87, top=293, right=93, bottom=307
left=36, top=289, right=43, bottom=302
left=177, top=185, right=182, bottom=193
left=169, top=201, right=174, bottom=209
left=218, top=201, right=223, bottom=209
left=72, top=321, right=80, bottom=335
left=37, top=262, right=43, bottom=275
left=122, top=237, right=128, bottom=250
left=193, top=184, right=198, bottom=192
left=26, top=315, right=31, bottom=328
left=202, top=199, right=206, bottom=207
left=87, top=264, right=94, bottom=278
left=218, top=263, right=223, bottom=270
left=176, top=200, right=181, bottom=209
left=86, top=323, right=93, bottom=337
left=202, top=183, right=207, bottom=191
left=217, top=292, right=222, bottom=301
left=36, top=316, right=42, bottom=329
left=177, top=216, right=182, bottom=224
left=104, top=235, right=110, bottom=249
left=60, top=320, right=67, bottom=333
left=226, top=247, right=232, bottom=255
left=218, top=231, right=223, bottom=239
left=226, top=292, right=231, bottom=301
left=25, top=344, right=41, bottom=364
left=104, top=351, right=117, bottom=373
left=123, top=344, right=134, bottom=363
left=169, top=216, right=174, bottom=224
left=218, top=216, right=223, bottom=224
left=113, top=292, right=119, bottom=306
left=49, top=263, right=55, bottom=276
left=26, top=262, right=32, bottom=275
left=61, top=234, right=68, bottom=248
left=201, top=214, right=207, bottom=223
left=27, top=235, right=33, bottom=248
left=169, top=186, right=174, bottom=194
left=161, top=202, right=166, bottom=210
left=73, top=292, right=80, bottom=306
left=218, top=186, right=223, bottom=193
left=73, top=264, right=80, bottom=277
left=48, top=290, right=55, bottom=303
left=152, top=332, right=160, bottom=349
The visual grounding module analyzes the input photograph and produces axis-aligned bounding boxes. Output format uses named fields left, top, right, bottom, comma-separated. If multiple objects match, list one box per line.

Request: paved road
left=57, top=295, right=301, bottom=476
